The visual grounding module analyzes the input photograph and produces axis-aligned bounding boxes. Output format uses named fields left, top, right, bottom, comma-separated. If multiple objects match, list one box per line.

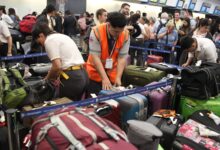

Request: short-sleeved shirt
left=0, top=20, right=11, bottom=43
left=0, top=14, right=14, bottom=28
left=188, top=37, right=217, bottom=63
left=157, top=27, right=178, bottom=49
left=89, top=27, right=130, bottom=57
left=45, top=33, right=84, bottom=69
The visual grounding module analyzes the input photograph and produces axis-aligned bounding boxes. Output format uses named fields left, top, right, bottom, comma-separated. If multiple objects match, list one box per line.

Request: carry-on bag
left=178, top=96, right=220, bottom=120
left=122, top=65, right=166, bottom=86
left=148, top=63, right=180, bottom=75
left=181, top=62, right=220, bottom=100
left=29, top=106, right=137, bottom=150
left=147, top=55, right=163, bottom=64
left=127, top=120, right=163, bottom=150
left=146, top=109, right=183, bottom=150
left=99, top=89, right=148, bottom=130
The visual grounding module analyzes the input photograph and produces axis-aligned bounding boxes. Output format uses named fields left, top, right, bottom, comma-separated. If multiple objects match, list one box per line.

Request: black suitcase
left=146, top=113, right=183, bottom=150
left=148, top=63, right=181, bottom=75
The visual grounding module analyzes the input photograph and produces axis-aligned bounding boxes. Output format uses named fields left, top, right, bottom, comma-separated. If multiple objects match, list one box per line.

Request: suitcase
left=24, top=76, right=43, bottom=86
left=29, top=63, right=51, bottom=76
left=147, top=55, right=163, bottom=64
left=148, top=63, right=181, bottom=75
left=99, top=90, right=148, bottom=130
left=175, top=119, right=220, bottom=150
left=179, top=96, right=220, bottom=120
left=30, top=106, right=137, bottom=150
left=142, top=82, right=172, bottom=115
left=122, top=65, right=166, bottom=86
left=84, top=100, right=121, bottom=128
left=146, top=110, right=183, bottom=150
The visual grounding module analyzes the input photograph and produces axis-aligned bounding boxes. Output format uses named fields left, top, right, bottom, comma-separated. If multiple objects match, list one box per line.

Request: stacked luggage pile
left=1, top=44, right=220, bottom=150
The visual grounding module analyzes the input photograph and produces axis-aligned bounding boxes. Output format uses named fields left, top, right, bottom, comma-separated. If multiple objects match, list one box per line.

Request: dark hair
left=121, top=3, right=130, bottom=9
left=180, top=36, right=194, bottom=50
left=65, top=10, right=71, bottom=15
left=107, top=12, right=127, bottom=28
left=8, top=8, right=16, bottom=15
left=0, top=6, right=6, bottom=14
left=32, top=11, right=37, bottom=16
left=174, top=10, right=180, bottom=14
left=183, top=17, right=191, bottom=27
left=129, top=13, right=140, bottom=24
left=96, top=8, right=107, bottom=20
left=45, top=4, right=56, bottom=13
left=32, top=22, right=53, bottom=40
left=198, top=18, right=209, bottom=27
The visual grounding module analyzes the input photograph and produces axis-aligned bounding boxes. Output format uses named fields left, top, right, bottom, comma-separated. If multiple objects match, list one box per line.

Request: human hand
left=7, top=53, right=12, bottom=56
left=182, top=63, right=188, bottom=67
left=114, top=77, right=122, bottom=87
left=102, top=78, right=112, bottom=90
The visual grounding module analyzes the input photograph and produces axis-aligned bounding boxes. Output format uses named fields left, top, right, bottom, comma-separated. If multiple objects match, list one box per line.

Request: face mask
left=161, top=19, right=167, bottom=24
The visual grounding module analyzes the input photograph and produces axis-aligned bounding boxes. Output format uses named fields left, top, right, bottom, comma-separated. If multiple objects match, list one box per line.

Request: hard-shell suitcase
left=29, top=63, right=51, bottom=76
left=122, top=65, right=166, bottom=86
left=146, top=110, right=183, bottom=150
left=179, top=96, right=220, bottom=120
left=99, top=90, right=148, bottom=130
left=142, top=82, right=172, bottom=115
left=147, top=55, right=163, bottom=64
left=148, top=63, right=181, bottom=75
left=84, top=100, right=121, bottom=128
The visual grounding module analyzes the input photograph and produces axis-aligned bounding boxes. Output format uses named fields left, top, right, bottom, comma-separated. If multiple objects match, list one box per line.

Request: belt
left=61, top=65, right=83, bottom=79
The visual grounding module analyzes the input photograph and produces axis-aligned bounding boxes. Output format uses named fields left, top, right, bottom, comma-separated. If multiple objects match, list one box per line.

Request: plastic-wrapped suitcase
left=147, top=55, right=163, bottom=64
left=146, top=110, right=183, bottom=150
left=122, top=65, right=166, bottom=86
left=99, top=90, right=148, bottom=130
left=178, top=96, right=220, bottom=120
left=148, top=63, right=181, bottom=75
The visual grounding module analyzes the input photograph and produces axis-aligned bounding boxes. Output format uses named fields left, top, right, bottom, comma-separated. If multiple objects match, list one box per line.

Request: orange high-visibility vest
left=86, top=23, right=129, bottom=83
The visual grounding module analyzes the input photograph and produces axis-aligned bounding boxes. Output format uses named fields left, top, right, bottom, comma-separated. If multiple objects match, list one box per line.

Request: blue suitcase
left=99, top=90, right=148, bottom=130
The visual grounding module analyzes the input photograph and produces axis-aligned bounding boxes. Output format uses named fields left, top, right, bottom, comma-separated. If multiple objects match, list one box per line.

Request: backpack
left=1, top=68, right=28, bottom=108
left=30, top=106, right=137, bottom=150
left=156, top=20, right=166, bottom=41
left=19, top=15, right=36, bottom=34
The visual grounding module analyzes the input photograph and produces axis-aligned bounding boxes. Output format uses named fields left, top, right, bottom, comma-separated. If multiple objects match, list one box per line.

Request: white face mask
left=161, top=19, right=167, bottom=24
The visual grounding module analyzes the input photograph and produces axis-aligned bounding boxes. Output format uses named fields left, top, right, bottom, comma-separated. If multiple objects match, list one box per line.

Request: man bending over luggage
left=32, top=23, right=89, bottom=100
left=180, top=36, right=217, bottom=67
left=86, top=12, right=130, bottom=94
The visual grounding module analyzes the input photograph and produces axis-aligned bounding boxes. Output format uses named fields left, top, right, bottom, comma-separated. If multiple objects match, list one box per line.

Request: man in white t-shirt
left=32, top=22, right=89, bottom=100
left=0, top=6, right=14, bottom=28
left=180, top=36, right=217, bottom=67
left=0, top=20, right=12, bottom=56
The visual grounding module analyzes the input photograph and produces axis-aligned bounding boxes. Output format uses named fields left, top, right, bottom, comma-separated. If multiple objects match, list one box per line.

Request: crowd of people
left=0, top=3, right=220, bottom=100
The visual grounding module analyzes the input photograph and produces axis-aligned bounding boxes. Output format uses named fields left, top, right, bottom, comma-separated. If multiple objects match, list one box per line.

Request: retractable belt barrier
left=20, top=79, right=173, bottom=118
left=143, top=41, right=181, bottom=49
left=130, top=46, right=172, bottom=54
left=0, top=53, right=47, bottom=61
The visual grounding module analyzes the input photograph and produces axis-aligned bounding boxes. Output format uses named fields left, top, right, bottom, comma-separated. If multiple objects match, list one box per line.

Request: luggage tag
left=105, top=58, right=113, bottom=69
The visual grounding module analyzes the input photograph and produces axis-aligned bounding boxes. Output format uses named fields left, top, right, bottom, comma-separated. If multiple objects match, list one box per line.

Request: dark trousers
left=86, top=79, right=102, bottom=96
left=129, top=39, right=145, bottom=66
left=0, top=43, right=8, bottom=57
left=60, top=68, right=89, bottom=101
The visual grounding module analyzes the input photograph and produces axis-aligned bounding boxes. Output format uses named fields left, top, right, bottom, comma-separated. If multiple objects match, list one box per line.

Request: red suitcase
left=147, top=55, right=163, bottom=64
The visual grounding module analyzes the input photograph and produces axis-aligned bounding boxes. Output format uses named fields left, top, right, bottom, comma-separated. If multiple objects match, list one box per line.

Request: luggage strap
left=50, top=114, right=86, bottom=150
left=77, top=109, right=128, bottom=142
left=67, top=114, right=97, bottom=143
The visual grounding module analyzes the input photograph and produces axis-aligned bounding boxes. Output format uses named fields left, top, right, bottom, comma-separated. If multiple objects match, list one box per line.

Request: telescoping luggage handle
left=20, top=79, right=173, bottom=118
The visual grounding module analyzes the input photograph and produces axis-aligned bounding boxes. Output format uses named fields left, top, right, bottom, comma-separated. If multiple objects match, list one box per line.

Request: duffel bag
left=30, top=106, right=137, bottom=150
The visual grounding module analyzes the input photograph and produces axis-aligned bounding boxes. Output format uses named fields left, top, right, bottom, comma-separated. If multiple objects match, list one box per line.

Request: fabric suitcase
left=148, top=63, right=181, bottom=75
left=181, top=62, right=220, bottom=100
left=84, top=100, right=121, bottom=128
left=29, top=63, right=51, bottom=76
left=30, top=106, right=137, bottom=150
left=147, top=55, right=163, bottom=64
left=179, top=96, right=220, bottom=120
left=146, top=110, right=183, bottom=150
left=142, top=82, right=172, bottom=115
left=99, top=90, right=148, bottom=130
left=175, top=119, right=220, bottom=150
left=122, top=65, right=166, bottom=86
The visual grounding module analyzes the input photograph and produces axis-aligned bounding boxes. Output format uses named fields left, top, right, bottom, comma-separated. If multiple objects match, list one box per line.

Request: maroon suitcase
left=30, top=106, right=137, bottom=150
left=142, top=82, right=171, bottom=115
left=147, top=55, right=163, bottom=64
left=85, top=100, right=121, bottom=128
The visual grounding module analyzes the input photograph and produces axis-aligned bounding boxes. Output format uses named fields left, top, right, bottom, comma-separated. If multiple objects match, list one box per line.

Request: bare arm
left=157, top=31, right=167, bottom=39
left=6, top=36, right=12, bottom=56
left=45, top=58, right=62, bottom=80
left=182, top=57, right=193, bottom=67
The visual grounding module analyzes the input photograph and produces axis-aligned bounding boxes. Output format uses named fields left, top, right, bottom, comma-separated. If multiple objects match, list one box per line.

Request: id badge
left=105, top=58, right=113, bottom=69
